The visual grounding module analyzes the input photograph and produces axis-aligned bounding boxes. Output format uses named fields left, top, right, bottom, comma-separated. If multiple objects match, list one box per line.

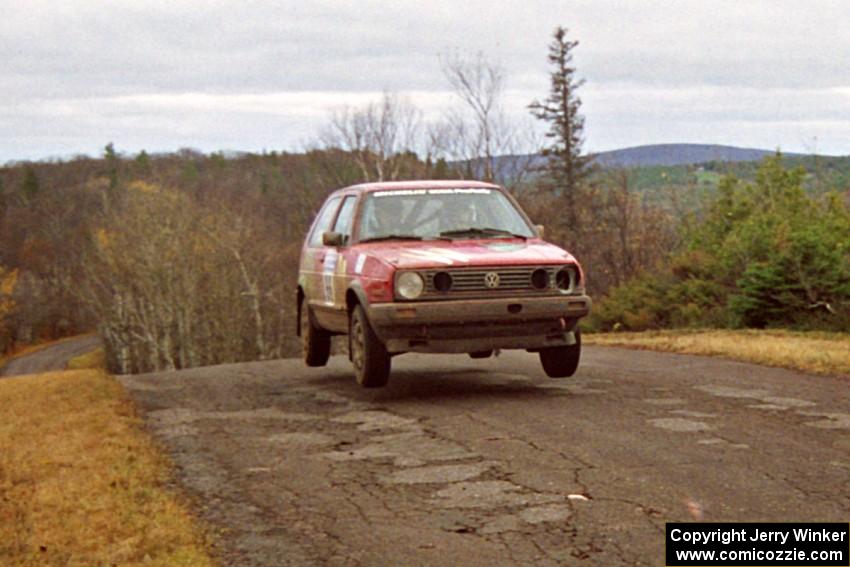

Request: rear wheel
left=350, top=304, right=391, bottom=388
left=539, top=329, right=581, bottom=378
left=301, top=297, right=330, bottom=367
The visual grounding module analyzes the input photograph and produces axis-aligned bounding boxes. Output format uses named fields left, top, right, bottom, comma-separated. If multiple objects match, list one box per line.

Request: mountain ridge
left=590, top=143, right=815, bottom=167
left=487, top=143, right=846, bottom=173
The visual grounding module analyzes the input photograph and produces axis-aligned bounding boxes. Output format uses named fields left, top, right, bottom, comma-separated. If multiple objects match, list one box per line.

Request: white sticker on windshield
left=427, top=188, right=491, bottom=195
left=374, top=188, right=491, bottom=197
left=374, top=189, right=426, bottom=197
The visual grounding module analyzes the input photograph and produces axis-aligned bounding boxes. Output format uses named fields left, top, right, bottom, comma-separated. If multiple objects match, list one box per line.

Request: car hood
left=356, top=238, right=576, bottom=269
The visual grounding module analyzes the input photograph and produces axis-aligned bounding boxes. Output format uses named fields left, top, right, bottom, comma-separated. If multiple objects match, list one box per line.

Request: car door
left=301, top=195, right=342, bottom=321
left=321, top=194, right=358, bottom=332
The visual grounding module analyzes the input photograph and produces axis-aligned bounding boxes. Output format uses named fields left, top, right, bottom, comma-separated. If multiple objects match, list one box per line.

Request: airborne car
left=296, top=180, right=591, bottom=387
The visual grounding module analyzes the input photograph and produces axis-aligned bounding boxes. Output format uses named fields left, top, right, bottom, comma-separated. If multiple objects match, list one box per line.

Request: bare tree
left=425, top=114, right=474, bottom=177
left=590, top=171, right=675, bottom=293
left=439, top=52, right=514, bottom=183
left=432, top=52, right=541, bottom=190
left=322, top=92, right=421, bottom=182
left=521, top=167, right=674, bottom=296
left=78, top=182, right=297, bottom=373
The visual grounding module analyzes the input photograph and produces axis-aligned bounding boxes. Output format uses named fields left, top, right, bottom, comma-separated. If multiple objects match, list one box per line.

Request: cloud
left=1, top=0, right=849, bottom=160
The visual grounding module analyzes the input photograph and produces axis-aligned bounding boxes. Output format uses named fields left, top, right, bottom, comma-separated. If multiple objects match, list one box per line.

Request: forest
left=2, top=143, right=847, bottom=374
left=1, top=29, right=847, bottom=374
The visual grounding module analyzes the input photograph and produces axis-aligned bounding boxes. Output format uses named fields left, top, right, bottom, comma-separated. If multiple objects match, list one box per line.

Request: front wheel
left=349, top=304, right=391, bottom=388
left=539, top=330, right=581, bottom=378
left=301, top=297, right=330, bottom=367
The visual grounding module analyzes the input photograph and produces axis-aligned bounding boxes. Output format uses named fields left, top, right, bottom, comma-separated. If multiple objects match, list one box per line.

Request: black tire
left=468, top=350, right=493, bottom=359
left=301, top=297, right=330, bottom=367
left=539, top=329, right=581, bottom=378
left=349, top=304, right=391, bottom=388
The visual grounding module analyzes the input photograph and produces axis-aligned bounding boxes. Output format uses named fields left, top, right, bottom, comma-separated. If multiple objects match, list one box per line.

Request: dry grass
left=585, top=329, right=850, bottom=377
left=0, top=369, right=214, bottom=566
left=66, top=348, right=105, bottom=370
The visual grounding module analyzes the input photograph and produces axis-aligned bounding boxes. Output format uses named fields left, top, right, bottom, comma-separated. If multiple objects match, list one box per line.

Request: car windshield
left=358, top=188, right=535, bottom=242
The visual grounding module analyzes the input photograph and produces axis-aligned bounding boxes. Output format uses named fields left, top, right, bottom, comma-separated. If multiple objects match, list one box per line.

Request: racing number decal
left=323, top=250, right=338, bottom=304
left=354, top=253, right=367, bottom=274
left=335, top=255, right=347, bottom=305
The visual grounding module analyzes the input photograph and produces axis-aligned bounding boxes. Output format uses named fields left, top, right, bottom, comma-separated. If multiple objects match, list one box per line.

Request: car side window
left=332, top=196, right=357, bottom=244
left=308, top=196, right=342, bottom=247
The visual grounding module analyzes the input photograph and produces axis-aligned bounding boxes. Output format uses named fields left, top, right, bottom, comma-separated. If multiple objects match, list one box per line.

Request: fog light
left=531, top=268, right=549, bottom=289
left=433, top=271, right=453, bottom=292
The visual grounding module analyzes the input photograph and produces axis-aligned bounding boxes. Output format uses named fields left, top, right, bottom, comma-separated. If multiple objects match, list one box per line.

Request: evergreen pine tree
left=529, top=26, right=589, bottom=231
left=104, top=142, right=120, bottom=193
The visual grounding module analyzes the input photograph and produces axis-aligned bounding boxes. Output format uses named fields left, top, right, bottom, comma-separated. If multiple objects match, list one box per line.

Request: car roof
left=339, top=180, right=502, bottom=194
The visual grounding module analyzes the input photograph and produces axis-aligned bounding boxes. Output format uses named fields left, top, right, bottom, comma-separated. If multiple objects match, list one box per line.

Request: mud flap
left=295, top=291, right=302, bottom=337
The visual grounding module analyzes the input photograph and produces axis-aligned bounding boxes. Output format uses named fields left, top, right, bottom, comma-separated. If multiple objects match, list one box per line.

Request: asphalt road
left=119, top=349, right=850, bottom=566
left=0, top=335, right=101, bottom=377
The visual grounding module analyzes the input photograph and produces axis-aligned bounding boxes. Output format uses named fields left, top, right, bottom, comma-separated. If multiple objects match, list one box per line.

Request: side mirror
left=322, top=231, right=345, bottom=247
left=535, top=224, right=545, bottom=239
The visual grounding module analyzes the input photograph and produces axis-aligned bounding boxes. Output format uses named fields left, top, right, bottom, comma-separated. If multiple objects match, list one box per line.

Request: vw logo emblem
left=484, top=272, right=500, bottom=288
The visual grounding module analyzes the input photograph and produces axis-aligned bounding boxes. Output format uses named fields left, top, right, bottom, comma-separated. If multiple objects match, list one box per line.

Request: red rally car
left=297, top=180, right=591, bottom=387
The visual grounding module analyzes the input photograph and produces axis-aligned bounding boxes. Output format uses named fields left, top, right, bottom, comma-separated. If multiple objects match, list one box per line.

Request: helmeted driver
left=441, top=198, right=477, bottom=232
left=370, top=196, right=406, bottom=237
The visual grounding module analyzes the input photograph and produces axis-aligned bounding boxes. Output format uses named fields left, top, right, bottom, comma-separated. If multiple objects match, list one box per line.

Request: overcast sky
left=2, top=0, right=849, bottom=162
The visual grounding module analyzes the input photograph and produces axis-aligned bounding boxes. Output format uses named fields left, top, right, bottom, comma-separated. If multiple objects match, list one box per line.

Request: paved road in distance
left=1, top=335, right=101, bottom=377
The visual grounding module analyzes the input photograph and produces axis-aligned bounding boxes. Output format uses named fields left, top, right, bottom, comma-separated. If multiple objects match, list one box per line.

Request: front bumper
left=368, top=294, right=591, bottom=354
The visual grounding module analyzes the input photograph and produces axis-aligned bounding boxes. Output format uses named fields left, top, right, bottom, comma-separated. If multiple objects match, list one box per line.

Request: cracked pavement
left=120, top=347, right=850, bottom=566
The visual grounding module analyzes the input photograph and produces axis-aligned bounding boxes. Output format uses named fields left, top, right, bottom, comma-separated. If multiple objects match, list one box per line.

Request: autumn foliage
left=0, top=148, right=463, bottom=371
left=589, top=156, right=850, bottom=331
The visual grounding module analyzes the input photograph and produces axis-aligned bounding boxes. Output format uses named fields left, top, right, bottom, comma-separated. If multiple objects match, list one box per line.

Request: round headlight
left=396, top=272, right=424, bottom=299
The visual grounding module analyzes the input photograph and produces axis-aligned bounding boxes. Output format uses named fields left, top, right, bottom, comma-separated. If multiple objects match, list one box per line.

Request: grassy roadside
left=66, top=347, right=105, bottom=370
left=584, top=329, right=850, bottom=378
left=0, top=369, right=214, bottom=566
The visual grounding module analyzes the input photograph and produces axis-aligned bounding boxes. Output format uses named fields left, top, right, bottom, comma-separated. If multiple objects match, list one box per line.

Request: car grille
left=420, top=265, right=577, bottom=296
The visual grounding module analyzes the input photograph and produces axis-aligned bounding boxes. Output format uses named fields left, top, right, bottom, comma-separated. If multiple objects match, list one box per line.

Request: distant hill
left=590, top=143, right=809, bottom=167
left=483, top=144, right=842, bottom=178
